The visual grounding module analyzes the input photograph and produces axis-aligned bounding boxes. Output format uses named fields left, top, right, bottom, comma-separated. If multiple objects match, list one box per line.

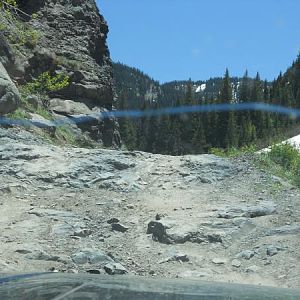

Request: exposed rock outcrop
left=0, top=62, right=21, bottom=115
left=20, top=0, right=114, bottom=108
left=0, top=0, right=119, bottom=146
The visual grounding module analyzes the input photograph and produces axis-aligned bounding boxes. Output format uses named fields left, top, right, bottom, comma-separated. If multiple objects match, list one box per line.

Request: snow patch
left=195, top=84, right=206, bottom=93
left=259, top=134, right=300, bottom=153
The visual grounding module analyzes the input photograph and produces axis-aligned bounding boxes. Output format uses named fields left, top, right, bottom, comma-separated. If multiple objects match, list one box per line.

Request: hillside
left=113, top=59, right=300, bottom=155
left=113, top=62, right=245, bottom=107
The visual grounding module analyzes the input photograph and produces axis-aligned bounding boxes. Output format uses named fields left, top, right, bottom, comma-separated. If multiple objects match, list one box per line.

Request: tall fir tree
left=218, top=69, right=238, bottom=148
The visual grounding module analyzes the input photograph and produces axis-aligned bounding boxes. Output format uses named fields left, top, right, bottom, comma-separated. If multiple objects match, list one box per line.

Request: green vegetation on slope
left=258, top=143, right=300, bottom=187
left=115, top=53, right=300, bottom=154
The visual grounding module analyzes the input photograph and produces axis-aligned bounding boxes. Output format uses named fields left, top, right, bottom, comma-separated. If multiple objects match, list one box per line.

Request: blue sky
left=99, top=0, right=300, bottom=83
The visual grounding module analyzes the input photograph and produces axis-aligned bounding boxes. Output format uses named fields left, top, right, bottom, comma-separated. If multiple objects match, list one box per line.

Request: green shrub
left=268, top=143, right=300, bottom=170
left=0, top=0, right=17, bottom=9
left=7, top=108, right=30, bottom=120
left=210, top=145, right=257, bottom=158
left=0, top=1, right=40, bottom=49
left=22, top=71, right=70, bottom=95
left=258, top=143, right=300, bottom=188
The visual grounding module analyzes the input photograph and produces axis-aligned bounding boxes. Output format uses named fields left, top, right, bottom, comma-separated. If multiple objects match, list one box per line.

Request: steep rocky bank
left=0, top=127, right=299, bottom=289
left=0, top=0, right=118, bottom=146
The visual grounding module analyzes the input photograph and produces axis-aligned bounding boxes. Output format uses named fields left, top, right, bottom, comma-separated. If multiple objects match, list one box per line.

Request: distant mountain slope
left=112, top=56, right=300, bottom=155
left=112, top=62, right=255, bottom=108
left=113, top=62, right=162, bottom=108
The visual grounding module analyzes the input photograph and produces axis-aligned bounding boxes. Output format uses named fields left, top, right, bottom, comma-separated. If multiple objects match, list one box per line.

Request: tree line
left=115, top=54, right=300, bottom=155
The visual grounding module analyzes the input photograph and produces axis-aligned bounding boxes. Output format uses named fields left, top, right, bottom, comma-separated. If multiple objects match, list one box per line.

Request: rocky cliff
left=0, top=0, right=119, bottom=146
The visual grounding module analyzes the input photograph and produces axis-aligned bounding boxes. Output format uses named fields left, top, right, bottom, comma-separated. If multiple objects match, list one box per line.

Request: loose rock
left=104, top=262, right=128, bottom=275
left=111, top=223, right=129, bottom=233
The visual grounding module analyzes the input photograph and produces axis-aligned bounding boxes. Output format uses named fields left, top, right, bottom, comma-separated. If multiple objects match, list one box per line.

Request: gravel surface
left=0, top=127, right=299, bottom=289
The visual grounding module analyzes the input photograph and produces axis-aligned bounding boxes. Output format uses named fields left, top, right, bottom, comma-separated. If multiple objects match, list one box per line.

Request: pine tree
left=294, top=52, right=300, bottom=107
left=218, top=69, right=238, bottom=148
left=239, top=70, right=251, bottom=102
left=122, top=118, right=137, bottom=150
left=191, top=113, right=207, bottom=153
left=251, top=72, right=266, bottom=138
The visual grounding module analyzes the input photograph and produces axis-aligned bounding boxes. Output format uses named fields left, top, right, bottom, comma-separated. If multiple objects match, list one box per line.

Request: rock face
left=1, top=0, right=118, bottom=146
left=0, top=62, right=20, bottom=115
left=21, top=0, right=114, bottom=108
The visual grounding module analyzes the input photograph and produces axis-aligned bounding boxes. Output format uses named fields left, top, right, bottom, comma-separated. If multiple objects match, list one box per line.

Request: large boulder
left=0, top=63, right=20, bottom=115
left=49, top=98, right=92, bottom=115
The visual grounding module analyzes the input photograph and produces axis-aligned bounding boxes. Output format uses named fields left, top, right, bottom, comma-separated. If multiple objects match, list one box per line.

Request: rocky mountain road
left=0, top=127, right=299, bottom=289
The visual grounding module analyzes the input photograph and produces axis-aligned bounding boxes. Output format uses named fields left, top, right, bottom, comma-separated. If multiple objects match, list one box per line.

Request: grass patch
left=0, top=8, right=41, bottom=50
left=53, top=126, right=95, bottom=148
left=209, top=144, right=257, bottom=158
left=7, top=108, right=30, bottom=120
left=257, top=143, right=300, bottom=188
left=55, top=126, right=77, bottom=145
left=35, top=105, right=53, bottom=120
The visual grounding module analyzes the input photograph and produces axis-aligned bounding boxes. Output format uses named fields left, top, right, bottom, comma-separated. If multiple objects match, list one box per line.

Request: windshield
left=0, top=0, right=299, bottom=298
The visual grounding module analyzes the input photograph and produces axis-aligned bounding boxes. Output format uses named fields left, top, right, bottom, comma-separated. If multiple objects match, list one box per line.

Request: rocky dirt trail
left=0, top=127, right=299, bottom=289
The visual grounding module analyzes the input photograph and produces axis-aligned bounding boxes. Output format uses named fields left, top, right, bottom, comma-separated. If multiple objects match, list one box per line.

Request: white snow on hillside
left=195, top=84, right=206, bottom=93
left=259, top=134, right=300, bottom=153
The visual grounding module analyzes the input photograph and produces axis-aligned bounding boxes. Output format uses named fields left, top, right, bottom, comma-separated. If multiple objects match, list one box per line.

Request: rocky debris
left=0, top=127, right=299, bottom=288
left=15, top=249, right=32, bottom=255
left=236, top=250, right=255, bottom=260
left=0, top=136, right=139, bottom=190
left=28, top=209, right=77, bottom=220
left=104, top=262, right=128, bottom=275
left=106, top=158, right=136, bottom=170
left=266, top=245, right=285, bottom=256
left=0, top=184, right=27, bottom=194
left=25, top=251, right=61, bottom=262
left=267, top=245, right=278, bottom=256
left=73, top=228, right=92, bottom=238
left=86, top=269, right=102, bottom=275
left=155, top=213, right=165, bottom=220
left=246, top=265, right=261, bottom=273
left=267, top=224, right=300, bottom=236
left=178, top=269, right=214, bottom=279
left=71, top=249, right=113, bottom=265
left=90, top=172, right=116, bottom=184
left=218, top=202, right=276, bottom=219
left=49, top=99, right=92, bottom=115
left=231, top=259, right=242, bottom=268
left=111, top=223, right=129, bottom=233
left=107, top=218, right=120, bottom=224
left=0, top=62, right=20, bottom=115
left=159, top=252, right=189, bottom=264
left=147, top=219, right=224, bottom=244
left=27, top=208, right=93, bottom=238
left=212, top=258, right=227, bottom=265
left=182, top=155, right=240, bottom=183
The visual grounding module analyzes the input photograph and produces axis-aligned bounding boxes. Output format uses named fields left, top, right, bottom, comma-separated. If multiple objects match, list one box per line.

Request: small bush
left=268, top=143, right=300, bottom=170
left=7, top=108, right=30, bottom=120
left=0, top=0, right=17, bottom=9
left=0, top=2, right=41, bottom=49
left=21, top=71, right=70, bottom=95
left=210, top=145, right=257, bottom=158
left=258, top=143, right=300, bottom=188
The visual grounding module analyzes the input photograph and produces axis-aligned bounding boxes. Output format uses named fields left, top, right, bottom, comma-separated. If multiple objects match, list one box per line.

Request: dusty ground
left=0, top=127, right=299, bottom=289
